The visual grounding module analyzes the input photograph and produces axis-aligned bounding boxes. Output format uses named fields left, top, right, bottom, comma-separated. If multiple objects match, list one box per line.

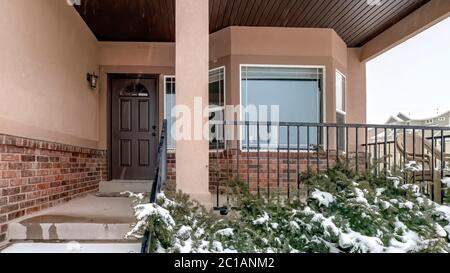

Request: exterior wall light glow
left=87, top=73, right=98, bottom=89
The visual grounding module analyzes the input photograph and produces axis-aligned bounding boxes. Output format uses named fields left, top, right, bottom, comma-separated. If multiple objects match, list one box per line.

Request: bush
left=127, top=166, right=450, bottom=253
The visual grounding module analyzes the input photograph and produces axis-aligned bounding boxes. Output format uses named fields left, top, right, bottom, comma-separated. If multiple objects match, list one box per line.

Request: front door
left=111, top=77, right=158, bottom=180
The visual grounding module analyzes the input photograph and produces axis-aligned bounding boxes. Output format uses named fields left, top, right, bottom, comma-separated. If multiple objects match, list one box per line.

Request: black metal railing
left=211, top=121, right=450, bottom=210
left=141, top=120, right=167, bottom=253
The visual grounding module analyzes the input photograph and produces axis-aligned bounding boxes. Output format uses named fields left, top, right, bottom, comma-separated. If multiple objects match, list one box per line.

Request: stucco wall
left=97, top=42, right=176, bottom=149
left=210, top=26, right=350, bottom=124
left=0, top=0, right=99, bottom=149
left=0, top=5, right=366, bottom=151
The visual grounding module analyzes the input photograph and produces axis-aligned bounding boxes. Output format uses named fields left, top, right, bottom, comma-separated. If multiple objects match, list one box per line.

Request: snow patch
left=216, top=228, right=234, bottom=237
left=253, top=212, right=270, bottom=225
left=311, top=190, right=335, bottom=207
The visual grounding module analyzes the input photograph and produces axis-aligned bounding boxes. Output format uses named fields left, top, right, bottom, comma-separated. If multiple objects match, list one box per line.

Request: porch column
left=175, top=0, right=211, bottom=205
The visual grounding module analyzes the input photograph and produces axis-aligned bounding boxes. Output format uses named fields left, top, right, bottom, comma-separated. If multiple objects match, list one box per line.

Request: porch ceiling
left=74, top=0, right=430, bottom=47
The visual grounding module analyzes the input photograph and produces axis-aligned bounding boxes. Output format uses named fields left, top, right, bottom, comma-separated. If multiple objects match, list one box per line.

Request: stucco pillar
left=346, top=48, right=367, bottom=152
left=175, top=0, right=211, bottom=205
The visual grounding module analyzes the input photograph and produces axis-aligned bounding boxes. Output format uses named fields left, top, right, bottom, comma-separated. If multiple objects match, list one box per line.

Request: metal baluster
left=277, top=125, right=280, bottom=201
left=257, top=123, right=260, bottom=198
left=365, top=127, right=368, bottom=171
left=441, top=129, right=445, bottom=202
left=431, top=129, right=435, bottom=201
left=393, top=129, right=397, bottom=173
left=297, top=126, right=300, bottom=199
left=355, top=127, right=359, bottom=172
left=384, top=127, right=387, bottom=176
left=317, top=126, right=320, bottom=173
left=215, top=119, right=220, bottom=207
left=267, top=125, right=270, bottom=200
left=374, top=128, right=378, bottom=176
left=345, top=126, right=349, bottom=165
left=287, top=125, right=290, bottom=199
left=247, top=122, right=250, bottom=189
left=307, top=126, right=310, bottom=174
left=236, top=124, right=239, bottom=179
left=412, top=128, right=416, bottom=184
left=422, top=129, right=426, bottom=195
left=307, top=126, right=310, bottom=195
left=326, top=126, right=330, bottom=171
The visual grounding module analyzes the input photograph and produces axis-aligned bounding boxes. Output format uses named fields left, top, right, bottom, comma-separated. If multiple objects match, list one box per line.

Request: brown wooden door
left=111, top=77, right=158, bottom=180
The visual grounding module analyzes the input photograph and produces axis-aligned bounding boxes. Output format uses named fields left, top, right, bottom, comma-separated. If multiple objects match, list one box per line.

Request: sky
left=366, top=16, right=450, bottom=124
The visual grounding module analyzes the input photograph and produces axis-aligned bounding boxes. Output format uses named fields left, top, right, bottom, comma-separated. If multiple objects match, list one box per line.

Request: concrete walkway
left=1, top=194, right=140, bottom=253
left=1, top=242, right=141, bottom=253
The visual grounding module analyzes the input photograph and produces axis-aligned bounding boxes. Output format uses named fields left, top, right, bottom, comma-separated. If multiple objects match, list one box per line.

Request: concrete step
left=8, top=222, right=134, bottom=241
left=1, top=242, right=141, bottom=253
left=6, top=194, right=138, bottom=242
left=99, top=180, right=152, bottom=193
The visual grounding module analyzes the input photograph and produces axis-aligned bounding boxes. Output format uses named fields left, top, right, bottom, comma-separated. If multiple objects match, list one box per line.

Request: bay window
left=241, top=65, right=324, bottom=149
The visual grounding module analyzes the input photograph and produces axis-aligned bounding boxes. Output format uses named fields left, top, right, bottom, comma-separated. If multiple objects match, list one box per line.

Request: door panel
left=138, top=100, right=150, bottom=132
left=111, top=77, right=158, bottom=180
left=120, top=99, right=132, bottom=131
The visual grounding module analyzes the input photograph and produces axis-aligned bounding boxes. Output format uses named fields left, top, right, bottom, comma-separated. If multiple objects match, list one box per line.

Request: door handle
left=152, top=132, right=156, bottom=137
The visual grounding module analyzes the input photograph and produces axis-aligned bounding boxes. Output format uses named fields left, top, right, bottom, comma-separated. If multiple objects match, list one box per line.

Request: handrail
left=211, top=120, right=449, bottom=207
left=222, top=120, right=450, bottom=131
left=363, top=135, right=450, bottom=147
left=141, top=120, right=167, bottom=253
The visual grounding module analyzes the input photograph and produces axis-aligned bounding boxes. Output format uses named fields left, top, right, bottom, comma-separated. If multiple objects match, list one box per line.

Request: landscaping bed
left=127, top=167, right=450, bottom=253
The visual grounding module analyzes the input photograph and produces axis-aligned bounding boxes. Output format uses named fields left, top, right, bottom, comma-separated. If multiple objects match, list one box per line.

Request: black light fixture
left=87, top=73, right=99, bottom=89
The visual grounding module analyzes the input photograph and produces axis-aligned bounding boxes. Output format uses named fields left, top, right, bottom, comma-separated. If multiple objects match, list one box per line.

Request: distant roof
left=385, top=116, right=401, bottom=124
left=386, top=110, right=450, bottom=124
left=396, top=112, right=411, bottom=121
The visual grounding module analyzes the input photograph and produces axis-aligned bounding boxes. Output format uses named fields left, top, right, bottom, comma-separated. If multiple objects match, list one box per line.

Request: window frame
left=335, top=69, right=347, bottom=115
left=164, top=66, right=226, bottom=150
left=335, top=70, right=347, bottom=153
left=239, top=64, right=326, bottom=151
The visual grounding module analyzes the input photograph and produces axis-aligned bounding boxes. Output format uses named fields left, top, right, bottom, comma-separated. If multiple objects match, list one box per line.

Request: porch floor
left=4, top=193, right=137, bottom=244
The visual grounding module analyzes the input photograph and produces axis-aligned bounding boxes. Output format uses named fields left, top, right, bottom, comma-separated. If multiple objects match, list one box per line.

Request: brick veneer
left=0, top=134, right=107, bottom=243
left=166, top=150, right=366, bottom=197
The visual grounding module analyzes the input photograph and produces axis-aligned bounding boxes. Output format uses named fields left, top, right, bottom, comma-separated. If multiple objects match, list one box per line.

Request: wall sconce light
left=87, top=73, right=99, bottom=89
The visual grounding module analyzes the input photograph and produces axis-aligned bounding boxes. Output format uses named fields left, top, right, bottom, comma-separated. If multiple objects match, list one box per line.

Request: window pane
left=165, top=77, right=176, bottom=149
left=241, top=66, right=323, bottom=149
left=209, top=67, right=225, bottom=149
left=336, top=72, right=345, bottom=112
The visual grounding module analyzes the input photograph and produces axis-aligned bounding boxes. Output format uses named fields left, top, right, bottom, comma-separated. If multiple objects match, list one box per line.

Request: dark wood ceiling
left=75, top=0, right=430, bottom=47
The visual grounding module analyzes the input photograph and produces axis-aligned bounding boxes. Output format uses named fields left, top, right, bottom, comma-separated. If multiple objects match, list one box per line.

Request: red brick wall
left=166, top=150, right=366, bottom=198
left=0, top=134, right=106, bottom=243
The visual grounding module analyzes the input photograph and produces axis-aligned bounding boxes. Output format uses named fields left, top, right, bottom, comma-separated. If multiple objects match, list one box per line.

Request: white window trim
left=164, top=66, right=227, bottom=150
left=239, top=64, right=327, bottom=151
left=208, top=65, right=227, bottom=111
left=335, top=69, right=347, bottom=115
left=164, top=66, right=227, bottom=118
left=209, top=66, right=227, bottom=151
left=163, top=75, right=175, bottom=120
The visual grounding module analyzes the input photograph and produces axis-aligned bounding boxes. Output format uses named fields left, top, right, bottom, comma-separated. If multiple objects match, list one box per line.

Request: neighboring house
left=1, top=0, right=450, bottom=245
left=386, top=111, right=450, bottom=127
left=384, top=111, right=450, bottom=151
